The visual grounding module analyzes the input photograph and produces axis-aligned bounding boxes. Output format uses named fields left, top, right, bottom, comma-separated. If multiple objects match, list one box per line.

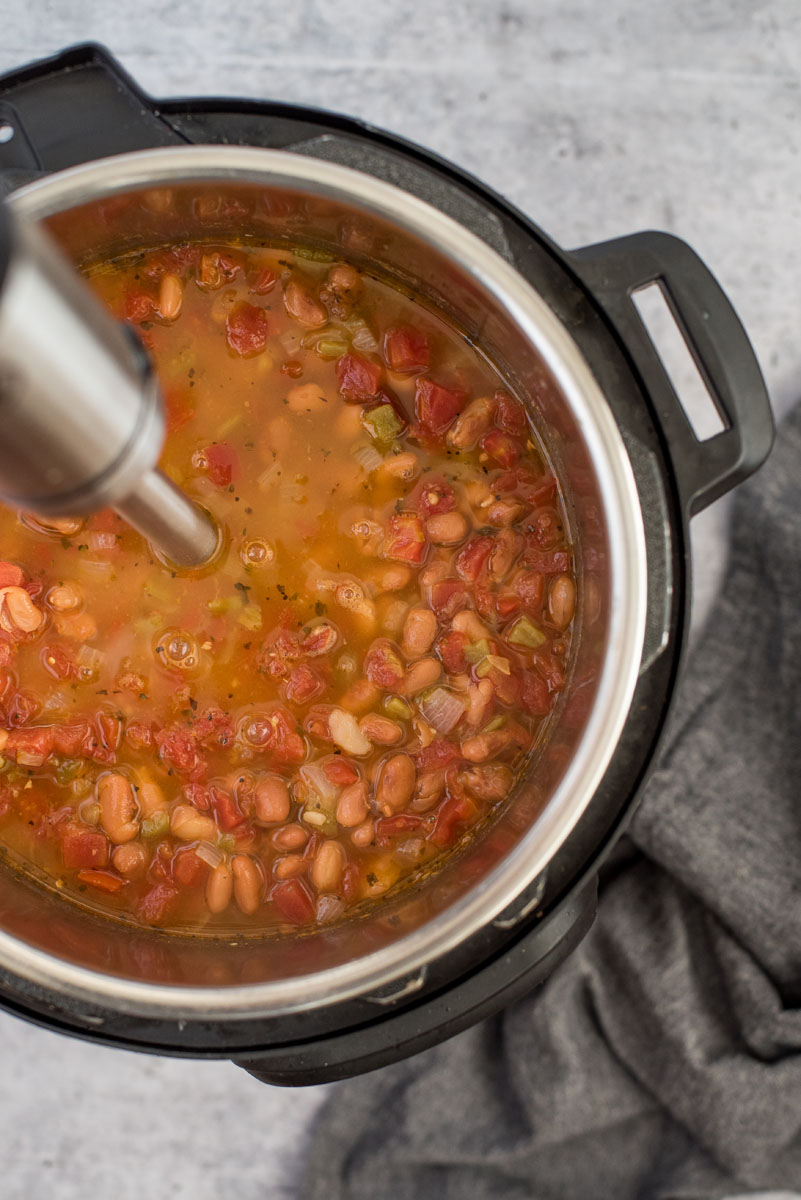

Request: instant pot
left=0, top=44, right=772, bottom=1084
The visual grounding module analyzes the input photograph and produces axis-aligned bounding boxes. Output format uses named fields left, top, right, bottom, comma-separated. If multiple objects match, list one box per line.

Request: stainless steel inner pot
left=0, top=146, right=647, bottom=1020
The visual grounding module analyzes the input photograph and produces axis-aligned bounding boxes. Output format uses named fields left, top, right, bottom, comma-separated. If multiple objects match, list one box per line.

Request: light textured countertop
left=1, top=3, right=800, bottom=1197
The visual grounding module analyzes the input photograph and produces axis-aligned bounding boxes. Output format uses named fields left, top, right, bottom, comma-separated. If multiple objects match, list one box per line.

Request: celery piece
left=237, top=603, right=263, bottom=632
left=476, top=654, right=511, bottom=678
left=207, top=597, right=229, bottom=617
left=384, top=695, right=412, bottom=721
left=506, top=615, right=547, bottom=649
left=481, top=715, right=506, bottom=733
left=362, top=404, right=403, bottom=446
left=55, top=758, right=85, bottom=786
left=464, top=638, right=490, bottom=665
left=315, top=335, right=349, bottom=360
left=141, top=811, right=170, bottom=839
left=217, top=833, right=236, bottom=853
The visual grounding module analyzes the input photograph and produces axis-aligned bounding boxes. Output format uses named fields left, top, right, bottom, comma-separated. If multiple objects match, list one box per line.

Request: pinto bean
left=412, top=769, right=446, bottom=812
left=273, top=854, right=307, bottom=880
left=373, top=563, right=412, bottom=592
left=465, top=678, right=495, bottom=727
left=312, top=840, right=345, bottom=893
left=158, top=273, right=183, bottom=320
left=112, top=842, right=148, bottom=879
left=56, top=611, right=97, bottom=642
left=254, top=775, right=291, bottom=824
left=206, top=863, right=234, bottom=914
left=401, top=656, right=442, bottom=695
left=46, top=582, right=82, bottom=612
left=98, top=773, right=139, bottom=844
left=171, top=804, right=217, bottom=842
left=350, top=817, right=375, bottom=847
left=549, top=574, right=576, bottom=630
left=401, top=607, right=437, bottom=658
left=376, top=753, right=417, bottom=815
left=460, top=763, right=514, bottom=801
left=283, top=277, right=328, bottom=328
left=460, top=730, right=514, bottom=762
left=451, top=609, right=492, bottom=643
left=358, top=714, right=404, bottom=745
left=336, top=779, right=369, bottom=827
left=446, top=395, right=495, bottom=450
left=287, top=382, right=327, bottom=412
left=425, top=511, right=469, bottom=546
left=381, top=451, right=420, bottom=481
left=488, top=529, right=522, bottom=583
left=137, top=780, right=167, bottom=816
left=271, top=823, right=308, bottom=851
left=340, top=677, right=381, bottom=714
left=232, top=855, right=262, bottom=915
left=0, top=587, right=43, bottom=634
left=487, top=498, right=525, bottom=527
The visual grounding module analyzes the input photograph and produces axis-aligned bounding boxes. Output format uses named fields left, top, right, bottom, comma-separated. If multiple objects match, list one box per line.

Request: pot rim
left=1, top=146, right=648, bottom=1019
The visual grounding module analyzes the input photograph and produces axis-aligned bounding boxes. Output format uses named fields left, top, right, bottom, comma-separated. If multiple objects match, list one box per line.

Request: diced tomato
left=455, top=535, right=494, bottom=583
left=249, top=265, right=277, bottom=295
left=182, top=782, right=210, bottom=812
left=61, top=827, right=109, bottom=869
left=197, top=249, right=241, bottom=289
left=438, top=630, right=469, bottom=673
left=514, top=569, right=545, bottom=613
left=125, top=721, right=156, bottom=752
left=375, top=814, right=424, bottom=845
left=429, top=578, right=469, bottom=620
left=205, top=785, right=242, bottom=831
left=271, top=878, right=316, bottom=924
left=199, top=441, right=239, bottom=488
left=520, top=671, right=551, bottom=716
left=96, top=712, right=121, bottom=754
left=0, top=778, right=12, bottom=820
left=416, top=738, right=461, bottom=772
left=226, top=302, right=269, bottom=357
left=301, top=623, right=339, bottom=657
left=281, top=359, right=303, bottom=378
left=303, top=705, right=334, bottom=743
left=0, top=562, right=24, bottom=588
left=481, top=429, right=522, bottom=467
left=414, top=377, right=465, bottom=434
left=417, top=478, right=456, bottom=518
left=76, top=869, right=123, bottom=894
left=7, top=691, right=39, bottom=726
left=495, top=468, right=557, bottom=509
left=364, top=639, right=406, bottom=689
left=430, top=793, right=475, bottom=847
left=384, top=326, right=430, bottom=373
left=533, top=650, right=566, bottom=692
left=144, top=244, right=200, bottom=279
left=523, top=548, right=571, bottom=575
left=164, top=387, right=195, bottom=434
left=284, top=663, right=326, bottom=706
left=172, top=848, right=210, bottom=887
left=495, top=591, right=521, bottom=621
left=52, top=721, right=91, bottom=758
left=264, top=707, right=307, bottom=765
left=258, top=625, right=303, bottom=678
left=336, top=352, right=383, bottom=401
left=323, top=758, right=359, bottom=787
left=384, top=513, right=427, bottom=565
left=474, top=583, right=497, bottom=624
left=136, top=882, right=179, bottom=926
left=341, top=862, right=360, bottom=902
left=39, top=643, right=75, bottom=682
left=157, top=727, right=202, bottom=775
left=124, top=289, right=157, bottom=323
left=488, top=667, right=521, bottom=707
left=194, top=707, right=234, bottom=751
left=6, top=725, right=54, bottom=762
left=495, top=391, right=527, bottom=435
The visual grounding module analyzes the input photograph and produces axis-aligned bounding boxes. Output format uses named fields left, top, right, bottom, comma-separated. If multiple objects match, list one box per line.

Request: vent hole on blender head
left=0, top=123, right=14, bottom=144
left=632, top=282, right=726, bottom=440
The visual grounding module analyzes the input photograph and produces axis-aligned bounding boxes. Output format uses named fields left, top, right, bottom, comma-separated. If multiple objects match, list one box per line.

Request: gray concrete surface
left=1, top=1, right=800, bottom=1196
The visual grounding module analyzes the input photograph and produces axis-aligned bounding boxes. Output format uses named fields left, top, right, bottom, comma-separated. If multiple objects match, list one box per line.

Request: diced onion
left=351, top=323, right=379, bottom=353
left=329, top=708, right=372, bottom=757
left=196, top=841, right=223, bottom=869
left=302, top=809, right=327, bottom=826
left=77, top=558, right=114, bottom=577
left=77, top=645, right=106, bottom=674
left=395, top=837, right=425, bottom=863
left=316, top=894, right=345, bottom=923
left=279, top=329, right=302, bottom=355
left=352, top=444, right=383, bottom=474
left=88, top=531, right=117, bottom=553
left=300, top=761, right=339, bottom=805
left=257, top=462, right=283, bottom=490
left=16, top=750, right=46, bottom=767
left=419, top=687, right=467, bottom=734
left=280, top=480, right=306, bottom=505
left=485, top=654, right=511, bottom=675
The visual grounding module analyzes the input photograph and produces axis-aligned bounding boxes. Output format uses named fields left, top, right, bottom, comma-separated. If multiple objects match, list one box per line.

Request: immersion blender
left=0, top=200, right=218, bottom=567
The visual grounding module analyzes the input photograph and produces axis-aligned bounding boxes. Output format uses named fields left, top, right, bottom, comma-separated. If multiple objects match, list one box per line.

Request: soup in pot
left=0, top=241, right=576, bottom=932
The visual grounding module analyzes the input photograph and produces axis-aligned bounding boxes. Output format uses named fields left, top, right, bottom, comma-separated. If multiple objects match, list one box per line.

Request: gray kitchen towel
left=296, top=401, right=801, bottom=1200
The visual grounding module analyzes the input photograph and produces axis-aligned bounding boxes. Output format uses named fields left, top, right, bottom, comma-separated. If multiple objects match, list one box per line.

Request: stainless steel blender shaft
left=0, top=203, right=217, bottom=567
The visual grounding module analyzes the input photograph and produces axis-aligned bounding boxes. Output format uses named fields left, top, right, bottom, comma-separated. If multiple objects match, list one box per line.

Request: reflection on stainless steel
left=0, top=148, right=648, bottom=1021
left=0, top=213, right=217, bottom=567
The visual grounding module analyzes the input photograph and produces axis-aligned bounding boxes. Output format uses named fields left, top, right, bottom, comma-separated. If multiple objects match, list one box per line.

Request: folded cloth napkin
left=297, top=401, right=801, bottom=1200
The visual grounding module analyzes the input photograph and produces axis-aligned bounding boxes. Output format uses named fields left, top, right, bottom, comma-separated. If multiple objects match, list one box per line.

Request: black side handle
left=0, top=42, right=186, bottom=188
left=570, top=231, right=773, bottom=516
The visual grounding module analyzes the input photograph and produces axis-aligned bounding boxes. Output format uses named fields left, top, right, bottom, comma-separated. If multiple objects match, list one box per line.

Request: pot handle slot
left=0, top=42, right=187, bottom=188
left=570, top=231, right=773, bottom=516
